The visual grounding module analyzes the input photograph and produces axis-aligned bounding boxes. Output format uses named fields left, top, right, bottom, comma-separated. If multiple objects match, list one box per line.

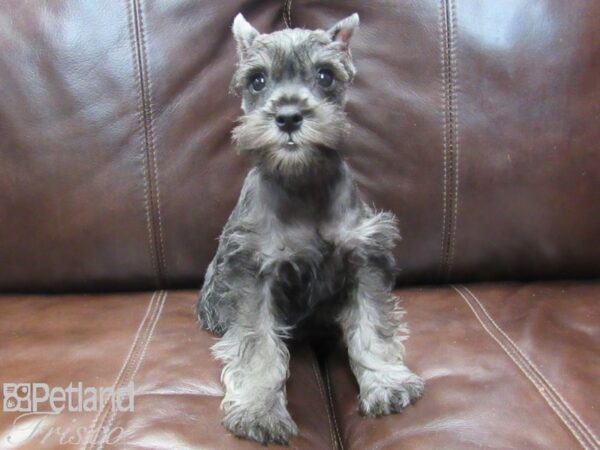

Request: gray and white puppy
left=197, top=12, right=424, bottom=445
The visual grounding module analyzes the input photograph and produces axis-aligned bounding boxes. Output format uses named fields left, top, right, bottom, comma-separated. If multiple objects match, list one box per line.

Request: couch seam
left=439, top=0, right=459, bottom=283
left=96, top=291, right=168, bottom=450
left=85, top=291, right=157, bottom=450
left=453, top=285, right=599, bottom=450
left=324, top=363, right=344, bottom=450
left=439, top=0, right=448, bottom=280
left=461, top=285, right=599, bottom=448
left=283, top=0, right=293, bottom=28
left=126, top=0, right=159, bottom=286
left=310, top=351, right=338, bottom=450
left=128, top=0, right=166, bottom=286
left=92, top=290, right=168, bottom=450
left=138, top=0, right=167, bottom=283
left=447, top=0, right=460, bottom=279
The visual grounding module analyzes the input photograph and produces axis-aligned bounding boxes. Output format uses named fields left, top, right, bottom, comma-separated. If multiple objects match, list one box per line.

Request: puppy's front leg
left=212, top=285, right=297, bottom=445
left=338, top=265, right=424, bottom=416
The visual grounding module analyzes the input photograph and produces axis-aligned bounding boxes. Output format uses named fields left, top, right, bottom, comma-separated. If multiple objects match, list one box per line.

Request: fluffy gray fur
left=197, top=13, right=424, bottom=445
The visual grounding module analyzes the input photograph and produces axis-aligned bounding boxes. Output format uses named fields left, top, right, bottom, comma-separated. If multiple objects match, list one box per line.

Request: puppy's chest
left=259, top=222, right=336, bottom=258
left=258, top=223, right=352, bottom=328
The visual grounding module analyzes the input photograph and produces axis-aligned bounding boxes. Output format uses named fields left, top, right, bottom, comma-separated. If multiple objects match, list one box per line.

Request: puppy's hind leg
left=213, top=284, right=298, bottom=445
left=338, top=265, right=424, bottom=416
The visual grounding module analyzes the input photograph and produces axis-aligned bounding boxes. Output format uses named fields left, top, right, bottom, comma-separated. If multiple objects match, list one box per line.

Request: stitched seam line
left=447, top=0, right=460, bottom=277
left=127, top=0, right=159, bottom=286
left=453, top=285, right=599, bottom=450
left=85, top=291, right=158, bottom=450
left=453, top=286, right=591, bottom=449
left=461, top=285, right=600, bottom=448
left=93, top=291, right=168, bottom=450
left=310, top=352, right=337, bottom=450
left=129, top=0, right=166, bottom=285
left=283, top=0, right=292, bottom=28
left=439, top=0, right=459, bottom=282
left=438, top=0, right=448, bottom=280
left=324, top=364, right=344, bottom=450
left=96, top=291, right=168, bottom=450
left=137, top=0, right=167, bottom=281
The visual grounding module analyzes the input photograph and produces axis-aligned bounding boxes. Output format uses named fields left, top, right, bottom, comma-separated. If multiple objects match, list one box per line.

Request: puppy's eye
left=317, top=68, right=334, bottom=88
left=249, top=72, right=267, bottom=92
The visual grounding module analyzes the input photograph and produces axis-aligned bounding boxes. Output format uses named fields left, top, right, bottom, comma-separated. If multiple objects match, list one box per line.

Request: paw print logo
left=3, top=383, right=31, bottom=412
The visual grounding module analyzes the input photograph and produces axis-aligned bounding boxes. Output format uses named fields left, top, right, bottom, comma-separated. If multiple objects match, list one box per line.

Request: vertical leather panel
left=450, top=0, right=600, bottom=281
left=0, top=0, right=154, bottom=291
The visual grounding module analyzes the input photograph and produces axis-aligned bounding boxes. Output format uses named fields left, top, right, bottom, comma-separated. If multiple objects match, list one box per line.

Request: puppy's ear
left=232, top=13, right=259, bottom=56
left=327, top=13, right=359, bottom=47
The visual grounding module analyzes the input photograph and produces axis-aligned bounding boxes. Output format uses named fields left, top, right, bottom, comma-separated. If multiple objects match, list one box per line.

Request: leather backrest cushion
left=0, top=0, right=598, bottom=292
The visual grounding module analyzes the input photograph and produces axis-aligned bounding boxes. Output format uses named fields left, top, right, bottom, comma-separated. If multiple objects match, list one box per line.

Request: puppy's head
left=230, top=13, right=359, bottom=182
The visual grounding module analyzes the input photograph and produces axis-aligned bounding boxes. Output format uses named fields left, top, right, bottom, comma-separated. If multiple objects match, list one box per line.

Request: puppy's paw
left=223, top=404, right=298, bottom=445
left=359, top=373, right=424, bottom=416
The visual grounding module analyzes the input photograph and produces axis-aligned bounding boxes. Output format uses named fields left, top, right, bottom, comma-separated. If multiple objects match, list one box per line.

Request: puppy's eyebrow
left=241, top=64, right=267, bottom=78
left=238, top=58, right=269, bottom=83
left=311, top=43, right=352, bottom=78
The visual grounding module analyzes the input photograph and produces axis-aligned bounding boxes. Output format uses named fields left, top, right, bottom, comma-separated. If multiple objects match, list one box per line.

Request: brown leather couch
left=0, top=1, right=598, bottom=449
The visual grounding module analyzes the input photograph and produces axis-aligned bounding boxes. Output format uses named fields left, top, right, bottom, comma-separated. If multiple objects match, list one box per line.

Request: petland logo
left=2, top=382, right=134, bottom=446
left=3, top=382, right=134, bottom=413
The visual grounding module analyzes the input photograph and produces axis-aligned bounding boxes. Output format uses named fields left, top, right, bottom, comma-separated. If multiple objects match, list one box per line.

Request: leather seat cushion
left=0, top=282, right=598, bottom=449
left=0, top=291, right=334, bottom=449
left=326, top=281, right=600, bottom=449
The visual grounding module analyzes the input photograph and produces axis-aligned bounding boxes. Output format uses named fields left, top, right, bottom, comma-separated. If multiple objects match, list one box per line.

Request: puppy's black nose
left=275, top=106, right=303, bottom=133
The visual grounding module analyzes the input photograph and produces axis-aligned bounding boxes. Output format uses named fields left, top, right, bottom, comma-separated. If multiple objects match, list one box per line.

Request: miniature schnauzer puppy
left=197, top=12, right=424, bottom=445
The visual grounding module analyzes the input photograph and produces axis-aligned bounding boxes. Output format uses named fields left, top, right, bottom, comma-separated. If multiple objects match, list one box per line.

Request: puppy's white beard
left=266, top=146, right=318, bottom=177
left=296, top=101, right=349, bottom=149
left=232, top=111, right=284, bottom=154
left=231, top=101, right=348, bottom=178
